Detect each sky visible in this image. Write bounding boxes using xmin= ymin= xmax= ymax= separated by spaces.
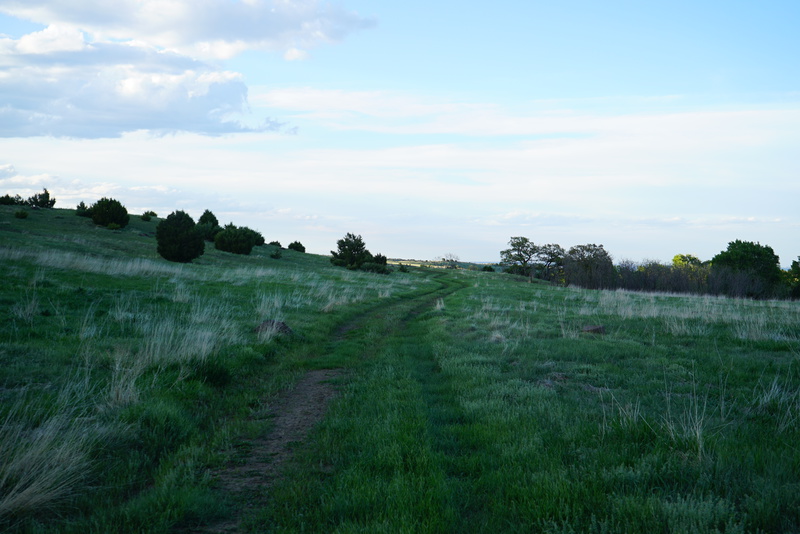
xmin=1 ymin=0 xmax=798 ymax=265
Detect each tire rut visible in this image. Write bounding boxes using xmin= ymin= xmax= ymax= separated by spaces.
xmin=196 ymin=272 xmax=467 ymax=532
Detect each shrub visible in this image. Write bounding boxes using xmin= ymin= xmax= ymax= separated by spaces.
xmin=107 ymin=223 xmax=121 ymax=230
xmin=242 ymin=227 xmax=265 ymax=247
xmin=270 ymin=248 xmax=283 ymax=259
xmin=75 ymin=201 xmax=91 ymax=217
xmin=0 ymin=194 xmax=23 ymax=205
xmin=288 ymin=241 xmax=305 ymax=253
xmin=140 ymin=210 xmax=157 ymax=222
xmin=398 ymin=264 xmax=409 ymax=273
xmin=156 ymin=211 xmax=205 ymax=263
xmin=90 ymin=197 xmax=130 ymax=229
xmin=196 ymin=222 xmax=221 ymax=242
xmin=331 ymin=233 xmax=373 ymax=270
xmin=214 ymin=224 xmax=260 ymax=255
xmin=269 ymin=240 xmax=282 ymax=248
xmin=14 ymin=210 xmax=28 ymax=219
xmin=710 ymin=240 xmax=783 ymax=299
xmin=361 ymin=262 xmax=390 ymax=274
xmin=26 ymin=188 xmax=56 ymax=208
xmin=198 ymin=209 xmax=218 ymax=227
xmin=482 ymin=265 xmax=495 ymax=272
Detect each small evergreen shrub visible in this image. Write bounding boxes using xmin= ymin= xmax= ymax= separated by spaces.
xmin=140 ymin=210 xmax=157 ymax=222
xmin=196 ymin=222 xmax=221 ymax=242
xmin=242 ymin=227 xmax=265 ymax=247
xmin=75 ymin=201 xmax=91 ymax=217
xmin=107 ymin=223 xmax=121 ymax=230
xmin=269 ymin=241 xmax=282 ymax=248
xmin=288 ymin=241 xmax=305 ymax=253
xmin=198 ymin=209 xmax=218 ymax=227
xmin=215 ymin=225 xmax=257 ymax=255
xmin=156 ymin=211 xmax=204 ymax=263
xmin=14 ymin=210 xmax=28 ymax=219
xmin=270 ymin=248 xmax=283 ymax=259
xmin=360 ymin=262 xmax=390 ymax=274
xmin=482 ymin=265 xmax=495 ymax=272
xmin=26 ymin=188 xmax=56 ymax=208
xmin=90 ymin=197 xmax=130 ymax=228
xmin=0 ymin=194 xmax=23 ymax=205
xmin=398 ymin=264 xmax=409 ymax=273
xmin=196 ymin=211 xmax=221 ymax=241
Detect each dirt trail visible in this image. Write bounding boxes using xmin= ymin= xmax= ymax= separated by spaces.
xmin=197 ymin=369 xmax=342 ymax=533
xmin=197 ymin=273 xmax=465 ymax=532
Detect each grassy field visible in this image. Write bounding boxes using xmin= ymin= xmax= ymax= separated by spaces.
xmin=2 ymin=205 xmax=800 ymax=533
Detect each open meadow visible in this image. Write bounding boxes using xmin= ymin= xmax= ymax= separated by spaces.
xmin=2 ymin=205 xmax=800 ymax=533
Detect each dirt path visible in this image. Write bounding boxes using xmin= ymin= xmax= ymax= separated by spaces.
xmin=196 ymin=369 xmax=342 ymax=533
xmin=196 ymin=273 xmax=465 ymax=532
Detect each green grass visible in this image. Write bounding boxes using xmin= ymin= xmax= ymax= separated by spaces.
xmin=2 ymin=205 xmax=800 ymax=533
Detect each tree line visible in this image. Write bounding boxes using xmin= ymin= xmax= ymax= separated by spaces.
xmin=501 ymin=236 xmax=800 ymax=300
xmin=2 ymin=189 xmax=306 ymax=263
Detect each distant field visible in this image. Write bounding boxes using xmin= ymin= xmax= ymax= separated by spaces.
xmin=2 ymin=205 xmax=799 ymax=533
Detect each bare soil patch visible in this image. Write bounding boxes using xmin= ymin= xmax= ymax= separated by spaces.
xmin=197 ymin=368 xmax=342 ymax=533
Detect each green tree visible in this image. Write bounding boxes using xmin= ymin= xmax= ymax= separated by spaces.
xmin=90 ymin=198 xmax=130 ymax=228
xmin=537 ymin=243 xmax=566 ymax=283
xmin=156 ymin=211 xmax=204 ymax=263
xmin=563 ymin=244 xmax=616 ymax=289
xmin=710 ymin=240 xmax=782 ymax=298
xmin=288 ymin=241 xmax=306 ymax=253
xmin=26 ymin=188 xmax=56 ymax=208
xmin=0 ymin=194 xmax=23 ymax=205
xmin=196 ymin=209 xmax=221 ymax=241
xmin=787 ymin=257 xmax=800 ymax=299
xmin=214 ymin=224 xmax=262 ymax=255
xmin=331 ymin=233 xmax=373 ymax=270
xmin=198 ymin=209 xmax=218 ymax=227
xmin=500 ymin=237 xmax=539 ymax=279
xmin=75 ymin=201 xmax=91 ymax=217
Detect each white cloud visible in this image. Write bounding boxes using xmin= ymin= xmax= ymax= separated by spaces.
xmin=283 ymin=47 xmax=309 ymax=61
xmin=15 ymin=24 xmax=85 ymax=53
xmin=0 ymin=1 xmax=373 ymax=137
xmin=0 ymin=0 xmax=375 ymax=59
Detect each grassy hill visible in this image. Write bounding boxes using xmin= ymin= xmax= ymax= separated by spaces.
xmin=2 ymin=205 xmax=800 ymax=533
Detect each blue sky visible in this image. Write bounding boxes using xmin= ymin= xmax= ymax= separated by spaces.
xmin=1 ymin=1 xmax=798 ymax=265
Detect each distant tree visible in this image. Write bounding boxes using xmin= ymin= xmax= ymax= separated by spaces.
xmin=442 ymin=253 xmax=460 ymax=269
xmin=75 ymin=201 xmax=91 ymax=217
xmin=198 ymin=209 xmax=218 ymax=227
xmin=90 ymin=197 xmax=129 ymax=228
xmin=156 ymin=211 xmax=204 ymax=263
xmin=26 ymin=188 xmax=56 ymax=208
xmin=501 ymin=237 xmax=539 ymax=279
xmin=196 ymin=209 xmax=221 ymax=241
xmin=140 ymin=210 xmax=157 ymax=222
xmin=331 ymin=233 xmax=373 ymax=270
xmin=710 ymin=240 xmax=783 ymax=299
xmin=482 ymin=265 xmax=495 ymax=272
xmin=537 ymin=243 xmax=566 ymax=283
xmin=787 ymin=257 xmax=800 ymax=300
xmin=563 ymin=244 xmax=616 ymax=289
xmin=269 ymin=240 xmax=282 ymax=248
xmin=214 ymin=224 xmax=263 ymax=255
xmin=0 ymin=194 xmax=24 ymax=205
xmin=670 ymin=253 xmax=709 ymax=294
xmin=242 ymin=227 xmax=265 ymax=246
xmin=288 ymin=241 xmax=306 ymax=253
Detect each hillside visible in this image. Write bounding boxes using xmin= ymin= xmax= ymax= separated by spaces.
xmin=2 ymin=205 xmax=800 ymax=533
